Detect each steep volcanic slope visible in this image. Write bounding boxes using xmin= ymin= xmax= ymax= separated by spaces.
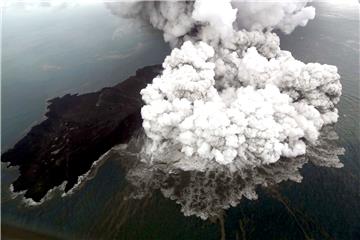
xmin=2 ymin=65 xmax=162 ymax=202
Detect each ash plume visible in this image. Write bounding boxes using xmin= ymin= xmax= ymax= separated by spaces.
xmin=125 ymin=126 xmax=343 ymax=220
xmin=107 ymin=1 xmax=342 ymax=171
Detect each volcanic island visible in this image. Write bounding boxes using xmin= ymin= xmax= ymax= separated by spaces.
xmin=2 ymin=65 xmax=162 ymax=202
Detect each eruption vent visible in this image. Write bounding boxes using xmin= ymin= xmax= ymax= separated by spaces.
xmin=107 ymin=1 xmax=342 ymax=171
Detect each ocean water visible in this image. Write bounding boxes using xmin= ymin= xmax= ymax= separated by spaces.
xmin=1 ymin=3 xmax=170 ymax=151
xmin=1 ymin=2 xmax=359 ymax=240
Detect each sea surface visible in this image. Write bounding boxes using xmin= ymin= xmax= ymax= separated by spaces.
xmin=1 ymin=3 xmax=170 ymax=150
xmin=1 ymin=2 xmax=359 ymax=240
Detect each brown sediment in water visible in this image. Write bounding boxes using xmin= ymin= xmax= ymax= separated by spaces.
xmin=266 ymin=186 xmax=335 ymax=240
xmin=218 ymin=214 xmax=226 ymax=240
xmin=1 ymin=223 xmax=61 ymax=240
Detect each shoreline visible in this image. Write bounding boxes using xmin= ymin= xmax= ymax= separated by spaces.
xmin=1 ymin=65 xmax=162 ymax=203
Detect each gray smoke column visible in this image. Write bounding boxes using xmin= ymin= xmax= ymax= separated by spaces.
xmin=107 ymin=1 xmax=342 ymax=172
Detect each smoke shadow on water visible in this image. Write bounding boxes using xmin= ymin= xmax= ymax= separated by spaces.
xmin=83 ymin=125 xmax=354 ymax=240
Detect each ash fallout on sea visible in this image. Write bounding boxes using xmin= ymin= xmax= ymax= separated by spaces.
xmin=107 ymin=0 xmax=342 ymax=172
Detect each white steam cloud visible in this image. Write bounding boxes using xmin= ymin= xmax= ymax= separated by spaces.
xmin=107 ymin=0 xmax=342 ymax=172
xmin=233 ymin=1 xmax=316 ymax=34
xmin=125 ymin=126 xmax=344 ymax=220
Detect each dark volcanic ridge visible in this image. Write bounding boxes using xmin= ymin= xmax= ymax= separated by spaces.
xmin=1 ymin=65 xmax=162 ymax=203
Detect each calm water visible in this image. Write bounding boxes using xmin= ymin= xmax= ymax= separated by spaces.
xmin=1 ymin=3 xmax=170 ymax=150
xmin=1 ymin=2 xmax=359 ymax=240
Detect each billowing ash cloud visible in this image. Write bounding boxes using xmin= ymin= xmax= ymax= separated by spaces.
xmin=106 ymin=0 xmax=315 ymax=46
xmin=232 ymin=1 xmax=316 ymax=34
xmin=107 ymin=1 xmax=342 ymax=172
xmin=126 ymin=126 xmax=343 ymax=220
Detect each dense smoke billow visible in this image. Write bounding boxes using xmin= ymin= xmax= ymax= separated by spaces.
xmin=124 ymin=126 xmax=343 ymax=220
xmin=107 ymin=0 xmax=342 ymax=172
